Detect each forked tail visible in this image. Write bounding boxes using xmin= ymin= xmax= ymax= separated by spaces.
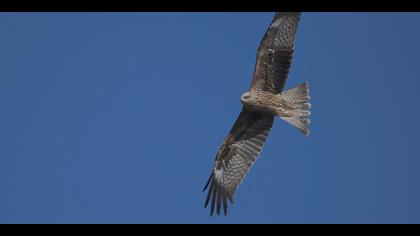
xmin=278 ymin=81 xmax=311 ymax=136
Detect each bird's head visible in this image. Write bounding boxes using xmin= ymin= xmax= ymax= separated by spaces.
xmin=240 ymin=91 xmax=253 ymax=103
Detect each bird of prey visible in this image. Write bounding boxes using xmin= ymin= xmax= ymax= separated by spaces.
xmin=203 ymin=12 xmax=310 ymax=216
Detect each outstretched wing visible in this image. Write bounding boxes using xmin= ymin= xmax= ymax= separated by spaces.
xmin=203 ymin=109 xmax=274 ymax=216
xmin=250 ymin=12 xmax=301 ymax=94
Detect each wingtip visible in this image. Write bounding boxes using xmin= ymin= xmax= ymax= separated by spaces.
xmin=204 ymin=180 xmax=233 ymax=217
xmin=204 ymin=180 xmax=213 ymax=208
xmin=202 ymin=173 xmax=213 ymax=192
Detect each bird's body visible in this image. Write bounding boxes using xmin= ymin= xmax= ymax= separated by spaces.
xmin=241 ymin=90 xmax=283 ymax=116
xmin=203 ymin=12 xmax=310 ymax=216
xmin=241 ymin=85 xmax=310 ymax=119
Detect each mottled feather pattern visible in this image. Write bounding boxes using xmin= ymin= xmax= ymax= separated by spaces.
xmin=269 ymin=12 xmax=300 ymax=49
xmin=221 ymin=118 xmax=272 ymax=190
xmin=251 ymin=12 xmax=300 ymax=93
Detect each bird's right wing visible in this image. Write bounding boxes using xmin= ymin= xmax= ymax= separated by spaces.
xmin=203 ymin=109 xmax=274 ymax=216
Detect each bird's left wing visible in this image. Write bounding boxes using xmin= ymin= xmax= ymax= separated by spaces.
xmin=250 ymin=12 xmax=301 ymax=94
xmin=203 ymin=109 xmax=274 ymax=216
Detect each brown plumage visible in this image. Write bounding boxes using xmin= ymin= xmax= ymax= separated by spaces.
xmin=203 ymin=12 xmax=311 ymax=216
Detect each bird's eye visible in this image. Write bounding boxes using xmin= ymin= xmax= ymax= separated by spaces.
xmin=243 ymin=95 xmax=250 ymax=100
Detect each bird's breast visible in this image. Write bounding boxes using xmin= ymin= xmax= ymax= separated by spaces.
xmin=242 ymin=93 xmax=279 ymax=115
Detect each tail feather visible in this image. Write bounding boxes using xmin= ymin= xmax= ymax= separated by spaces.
xmin=279 ymin=81 xmax=311 ymax=136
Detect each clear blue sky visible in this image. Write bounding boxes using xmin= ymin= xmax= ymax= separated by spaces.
xmin=1 ymin=13 xmax=420 ymax=224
